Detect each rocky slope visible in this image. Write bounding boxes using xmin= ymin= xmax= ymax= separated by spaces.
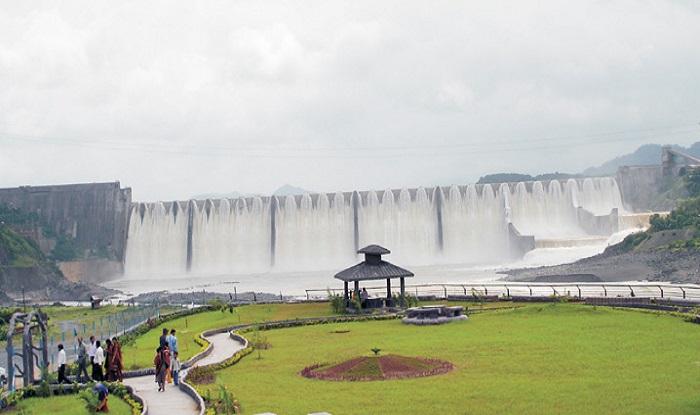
xmin=0 ymin=266 xmax=118 ymax=306
xmin=0 ymin=225 xmax=117 ymax=306
xmin=504 ymin=244 xmax=700 ymax=284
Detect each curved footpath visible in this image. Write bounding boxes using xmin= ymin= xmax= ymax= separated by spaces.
xmin=124 ymin=332 xmax=247 ymax=415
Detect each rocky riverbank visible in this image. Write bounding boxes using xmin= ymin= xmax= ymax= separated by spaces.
xmin=0 ymin=262 xmax=120 ymax=306
xmin=0 ymin=279 xmax=120 ymax=307
xmin=503 ymin=248 xmax=700 ymax=284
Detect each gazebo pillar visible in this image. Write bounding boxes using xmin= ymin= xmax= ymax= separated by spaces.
xmin=354 ymin=281 xmax=360 ymax=300
xmin=400 ymin=277 xmax=406 ymax=308
xmin=386 ymin=278 xmax=391 ymax=299
xmin=344 ymin=281 xmax=349 ymax=301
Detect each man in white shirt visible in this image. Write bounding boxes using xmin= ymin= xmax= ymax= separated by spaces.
xmin=94 ymin=340 xmax=105 ymax=381
xmin=88 ymin=336 xmax=97 ymax=380
xmin=57 ymin=344 xmax=67 ymax=383
xmin=88 ymin=336 xmax=97 ymax=363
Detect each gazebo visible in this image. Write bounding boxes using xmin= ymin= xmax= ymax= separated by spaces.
xmin=334 ymin=244 xmax=414 ymax=308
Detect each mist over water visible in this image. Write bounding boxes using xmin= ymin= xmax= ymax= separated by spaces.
xmin=116 ymin=178 xmax=642 ymax=297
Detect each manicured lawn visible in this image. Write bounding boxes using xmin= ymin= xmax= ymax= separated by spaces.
xmin=199 ymin=304 xmax=700 ymax=415
xmin=5 ymin=393 xmax=133 ymax=415
xmin=123 ymin=302 xmax=335 ymax=369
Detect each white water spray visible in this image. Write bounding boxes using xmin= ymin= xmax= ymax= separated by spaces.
xmin=123 ymin=178 xmax=638 ymax=278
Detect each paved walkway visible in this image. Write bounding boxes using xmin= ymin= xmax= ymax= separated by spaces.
xmin=124 ymin=332 xmax=247 ymax=415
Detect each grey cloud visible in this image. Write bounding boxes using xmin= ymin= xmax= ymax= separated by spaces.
xmin=0 ymin=1 xmax=699 ymax=201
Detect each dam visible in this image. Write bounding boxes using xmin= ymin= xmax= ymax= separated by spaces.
xmin=1 ymin=162 xmax=674 ymax=288
xmin=123 ymin=176 xmax=636 ymax=277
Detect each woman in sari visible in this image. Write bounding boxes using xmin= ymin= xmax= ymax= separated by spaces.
xmin=109 ymin=337 xmax=123 ymax=382
xmin=154 ymin=346 xmax=170 ymax=392
xmin=103 ymin=339 xmax=112 ymax=381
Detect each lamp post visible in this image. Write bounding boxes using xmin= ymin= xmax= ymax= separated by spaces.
xmin=22 ymin=286 xmax=25 ymax=312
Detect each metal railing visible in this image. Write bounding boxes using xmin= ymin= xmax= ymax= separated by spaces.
xmin=306 ymin=282 xmax=700 ymax=302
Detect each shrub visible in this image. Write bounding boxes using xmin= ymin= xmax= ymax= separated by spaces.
xmin=328 ymin=292 xmax=345 ymax=314
xmin=213 ymin=384 xmax=240 ymax=414
xmin=77 ymin=389 xmax=100 ymax=414
xmin=186 ymin=366 xmax=217 ymax=385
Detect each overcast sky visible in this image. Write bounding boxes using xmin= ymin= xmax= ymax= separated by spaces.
xmin=1 ymin=1 xmax=699 ymax=202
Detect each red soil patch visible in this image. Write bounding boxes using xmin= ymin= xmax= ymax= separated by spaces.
xmin=300 ymin=354 xmax=453 ymax=381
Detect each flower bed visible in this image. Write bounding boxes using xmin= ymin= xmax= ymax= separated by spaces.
xmin=300 ymin=354 xmax=453 ymax=381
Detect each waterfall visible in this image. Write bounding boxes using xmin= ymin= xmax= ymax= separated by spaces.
xmin=576 ymin=177 xmax=626 ymax=215
xmin=440 ymin=184 xmax=508 ymax=264
xmin=357 ymin=188 xmax=438 ymax=265
xmin=123 ymin=177 xmax=634 ymax=276
xmin=274 ymin=193 xmax=355 ymax=271
xmin=124 ymin=201 xmax=188 ymax=275
xmin=190 ymin=197 xmax=271 ymax=274
xmin=508 ymin=180 xmax=583 ymax=238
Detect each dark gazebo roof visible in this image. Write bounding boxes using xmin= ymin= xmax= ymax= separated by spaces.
xmin=334 ymin=244 xmax=414 ymax=282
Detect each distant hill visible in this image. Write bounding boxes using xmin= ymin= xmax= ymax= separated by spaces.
xmin=273 ymin=184 xmax=313 ymax=196
xmin=477 ymin=172 xmax=582 ymax=184
xmin=190 ymin=184 xmax=314 ymax=200
xmin=583 ymin=142 xmax=700 ymax=176
xmin=190 ymin=191 xmax=261 ymax=200
xmin=478 ymin=142 xmax=700 ymax=184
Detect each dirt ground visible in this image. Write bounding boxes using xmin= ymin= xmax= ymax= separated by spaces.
xmin=503 ymin=248 xmax=700 ymax=284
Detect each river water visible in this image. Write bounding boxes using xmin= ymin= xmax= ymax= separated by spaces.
xmin=104 ymin=242 xmax=610 ymax=299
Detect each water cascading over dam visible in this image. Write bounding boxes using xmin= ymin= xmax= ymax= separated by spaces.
xmin=124 ymin=177 xmax=628 ymax=276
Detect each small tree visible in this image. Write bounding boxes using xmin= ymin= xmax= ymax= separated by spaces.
xmin=215 ymin=385 xmax=240 ymax=414
xmin=328 ymin=292 xmax=345 ymax=314
xmin=471 ymin=288 xmax=484 ymax=311
xmin=251 ymin=322 xmax=270 ymax=359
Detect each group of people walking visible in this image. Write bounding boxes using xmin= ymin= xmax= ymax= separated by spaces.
xmin=54 ymin=324 xmax=180 ymax=395
xmin=56 ymin=335 xmax=123 ymax=384
xmin=154 ymin=328 xmax=180 ymax=392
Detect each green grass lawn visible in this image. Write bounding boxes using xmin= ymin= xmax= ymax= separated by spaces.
xmin=123 ymin=302 xmax=336 ymax=369
xmin=4 ymin=393 xmax=133 ymax=415
xmin=198 ymin=303 xmax=700 ymax=415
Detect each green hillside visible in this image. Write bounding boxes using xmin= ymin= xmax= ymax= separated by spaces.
xmin=616 ymin=168 xmax=700 ymax=251
xmin=0 ymin=225 xmax=43 ymax=267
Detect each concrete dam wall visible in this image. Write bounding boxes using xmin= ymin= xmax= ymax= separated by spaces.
xmin=0 ymin=182 xmax=132 ymax=262
xmin=125 ymin=177 xmax=634 ymax=276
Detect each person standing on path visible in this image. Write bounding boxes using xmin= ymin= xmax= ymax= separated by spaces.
xmin=88 ymin=336 xmax=98 ymax=380
xmin=94 ymin=340 xmax=105 ymax=381
xmin=154 ymin=346 xmax=170 ymax=392
xmin=103 ymin=339 xmax=112 ymax=381
xmin=166 ymin=329 xmax=178 ymax=358
xmin=170 ymin=351 xmax=181 ymax=386
xmin=88 ymin=336 xmax=96 ymax=363
xmin=57 ymin=344 xmax=67 ymax=384
xmin=76 ymin=336 xmax=89 ymax=383
xmin=159 ymin=328 xmax=168 ymax=349
xmin=109 ymin=337 xmax=123 ymax=382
